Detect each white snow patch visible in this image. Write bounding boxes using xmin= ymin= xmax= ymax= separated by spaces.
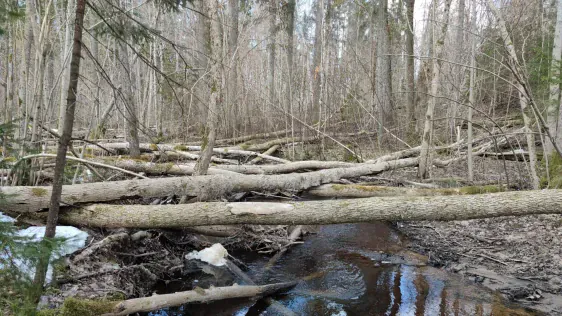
xmin=16 ymin=226 xmax=89 ymax=258
xmin=1 ymin=222 xmax=88 ymax=283
xmin=185 ymin=243 xmax=228 ymax=266
xmin=0 ymin=212 xmax=15 ymax=223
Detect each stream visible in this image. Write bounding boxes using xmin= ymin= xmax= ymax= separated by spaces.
xmin=148 ymin=223 xmax=535 ymax=315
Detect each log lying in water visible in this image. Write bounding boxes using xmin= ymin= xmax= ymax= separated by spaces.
xmin=1 ymin=158 xmax=419 ymax=213
xmin=103 ymin=282 xmax=297 ymax=316
xmin=51 ymin=190 xmax=562 ymax=228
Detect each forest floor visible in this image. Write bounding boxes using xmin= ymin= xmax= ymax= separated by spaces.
xmin=393 ymin=157 xmax=562 ymax=315
xmin=36 ymin=140 xmax=562 ymax=314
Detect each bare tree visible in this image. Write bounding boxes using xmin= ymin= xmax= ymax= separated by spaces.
xmin=375 ymin=0 xmax=393 ymax=135
xmin=227 ymin=0 xmax=239 ymax=137
xmin=194 ymin=0 xmax=222 ymax=176
xmin=405 ymin=0 xmax=416 ymax=139
xmin=418 ymin=0 xmax=453 ymax=179
xmin=33 ymin=0 xmax=86 ymax=289
xmin=117 ymin=38 xmax=141 ymax=158
xmin=546 ymin=0 xmax=562 ymax=156
xmin=311 ymin=0 xmax=325 ymax=126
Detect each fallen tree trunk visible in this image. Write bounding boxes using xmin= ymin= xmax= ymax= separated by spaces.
xmin=103 ymin=282 xmax=297 ymax=316
xmin=2 ymin=158 xmax=419 ymax=213
xmin=87 ymin=143 xmax=289 ymax=164
xmin=100 ymin=159 xmax=356 ymax=176
xmin=249 ymin=145 xmax=280 ymax=164
xmin=97 ymin=158 xmax=239 ymax=176
xmin=228 ymin=131 xmax=376 ymax=152
xmin=306 ymin=184 xmax=503 ymax=198
xmin=49 ymin=190 xmax=562 ymax=228
xmin=210 ymin=129 xmax=292 ymax=146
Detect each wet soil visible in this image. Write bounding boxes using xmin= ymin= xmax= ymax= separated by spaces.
xmin=390 ymin=157 xmax=562 ymax=315
xmin=149 ymin=223 xmax=535 ymax=315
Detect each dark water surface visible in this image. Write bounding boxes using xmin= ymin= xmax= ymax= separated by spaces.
xmin=149 ymin=223 xmax=533 ymax=316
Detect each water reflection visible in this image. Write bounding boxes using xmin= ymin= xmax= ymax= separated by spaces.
xmin=149 ymin=223 xmax=535 ymax=316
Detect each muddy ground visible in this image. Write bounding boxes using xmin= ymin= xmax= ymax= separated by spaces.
xmin=36 ymin=141 xmax=562 ymax=315
xmin=391 ymin=156 xmax=562 ymax=315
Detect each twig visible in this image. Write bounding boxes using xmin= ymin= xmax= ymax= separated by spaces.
xmin=477 ymin=253 xmax=508 ymax=266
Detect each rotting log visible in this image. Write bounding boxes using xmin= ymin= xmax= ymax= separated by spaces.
xmin=47 ymin=190 xmax=562 ymax=228
xmin=101 ymin=282 xmax=297 ymax=316
xmin=1 ymin=158 xmax=419 ymax=213
xmin=306 ymin=184 xmax=504 ymax=198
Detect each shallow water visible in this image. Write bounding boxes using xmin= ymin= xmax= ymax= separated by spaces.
xmin=149 ymin=223 xmax=534 ymax=315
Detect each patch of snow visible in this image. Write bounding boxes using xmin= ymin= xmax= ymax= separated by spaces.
xmin=16 ymin=226 xmax=89 ymax=258
xmin=1 ymin=224 xmax=88 ymax=283
xmin=0 ymin=212 xmax=15 ymax=223
xmin=185 ymin=243 xmax=228 ymax=266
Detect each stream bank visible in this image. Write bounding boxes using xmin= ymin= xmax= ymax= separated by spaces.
xmin=145 ymin=223 xmax=536 ymax=315
xmin=398 ymin=215 xmax=562 ymax=315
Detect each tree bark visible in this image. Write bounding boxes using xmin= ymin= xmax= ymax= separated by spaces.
xmin=51 ymin=190 xmax=562 ymax=228
xmin=226 ymin=0 xmax=239 ymax=137
xmin=103 ymin=282 xmax=297 ymax=316
xmin=267 ymin=0 xmax=277 ymax=109
xmin=58 ymin=0 xmax=74 ymax=132
xmin=405 ymin=0 xmax=416 ymax=138
xmin=284 ymin=0 xmax=295 ymax=130
xmin=447 ymin=0 xmax=465 ymax=138
xmin=546 ymin=0 xmax=562 ymax=156
xmin=306 ymin=184 xmax=503 ymax=198
xmin=33 ymin=0 xmax=85 ymax=289
xmin=2 ymin=158 xmax=419 ymax=213
xmin=518 ymin=87 xmax=540 ymax=189
xmin=117 ymin=39 xmax=141 ymax=158
xmin=467 ymin=27 xmax=476 ymax=182
xmin=194 ymin=0 xmax=221 ymax=176
xmin=311 ymin=0 xmax=324 ymax=126
xmin=418 ymin=0 xmax=453 ymax=179
xmin=375 ymin=0 xmax=393 ymax=128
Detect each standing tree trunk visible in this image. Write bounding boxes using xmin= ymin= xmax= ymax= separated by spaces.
xmin=117 ymin=39 xmax=141 ymax=158
xmin=418 ymin=0 xmax=453 ymax=179
xmin=405 ymin=0 xmax=416 ymax=139
xmin=546 ymin=0 xmax=562 ymax=156
xmin=467 ymin=21 xmax=476 ymax=182
xmin=518 ymin=87 xmax=540 ymax=188
xmin=194 ymin=0 xmax=221 ymax=177
xmin=58 ymin=0 xmax=73 ymax=132
xmin=486 ymin=0 xmax=541 ymax=188
xmin=284 ymin=0 xmax=296 ymax=144
xmin=311 ymin=0 xmax=324 ymax=126
xmin=227 ymin=0 xmax=239 ymax=137
xmin=375 ymin=0 xmax=393 ymax=136
xmin=267 ymin=0 xmax=276 ymax=111
xmin=33 ymin=0 xmax=85 ymax=291
xmin=447 ymin=0 xmax=465 ymax=140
